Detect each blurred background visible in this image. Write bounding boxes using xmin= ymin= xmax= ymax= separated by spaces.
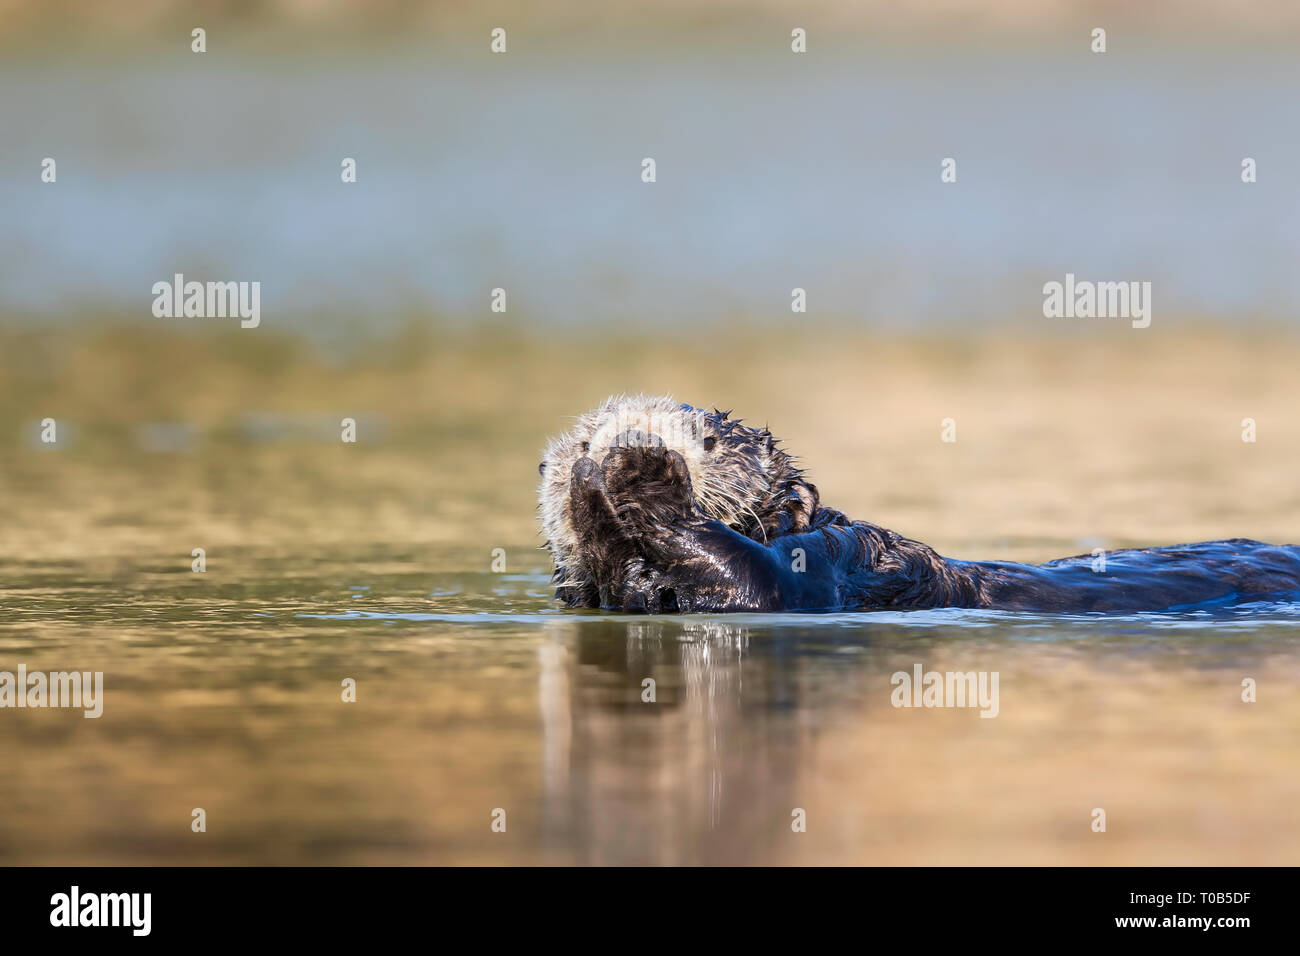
xmin=1 ymin=1 xmax=1299 ymax=865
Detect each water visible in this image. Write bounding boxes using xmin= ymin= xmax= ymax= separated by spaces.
xmin=3 ymin=26 xmax=1300 ymax=862
xmin=4 ymin=541 xmax=1299 ymax=865
xmin=3 ymin=41 xmax=1299 ymax=334
xmin=2 ymin=326 xmax=1300 ymax=863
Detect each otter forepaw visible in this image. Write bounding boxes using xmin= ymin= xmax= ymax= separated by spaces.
xmin=569 ymin=457 xmax=647 ymax=608
xmin=600 ymin=446 xmax=697 ymax=534
xmin=617 ymin=573 xmax=683 ymax=614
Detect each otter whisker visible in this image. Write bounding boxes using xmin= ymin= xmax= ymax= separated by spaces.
xmin=539 ymin=394 xmax=820 ymax=608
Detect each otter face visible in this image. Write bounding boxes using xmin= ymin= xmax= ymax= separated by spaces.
xmin=538 ymin=395 xmax=820 ymax=594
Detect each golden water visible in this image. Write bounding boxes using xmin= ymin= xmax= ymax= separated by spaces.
xmin=1 ymin=323 xmax=1297 ymax=864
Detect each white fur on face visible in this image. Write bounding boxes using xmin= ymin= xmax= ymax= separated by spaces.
xmin=538 ymin=394 xmax=738 ymax=579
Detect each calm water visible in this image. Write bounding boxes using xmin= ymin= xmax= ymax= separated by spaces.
xmin=4 ymin=28 xmax=1300 ymax=864
xmin=3 ymin=327 xmax=1300 ymax=864
xmin=4 ymin=542 xmax=1300 ymax=865
xmin=2 ymin=41 xmax=1299 ymax=334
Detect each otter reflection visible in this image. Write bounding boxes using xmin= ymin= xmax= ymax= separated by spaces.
xmin=536 ymin=618 xmax=866 ymax=865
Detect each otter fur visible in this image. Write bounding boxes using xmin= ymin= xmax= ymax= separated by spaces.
xmin=538 ymin=395 xmax=1300 ymax=613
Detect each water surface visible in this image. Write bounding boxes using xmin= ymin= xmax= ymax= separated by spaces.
xmin=4 ymin=544 xmax=1299 ymax=865
xmin=3 ymin=41 xmax=1299 ymax=334
xmin=2 ymin=329 xmax=1298 ymax=864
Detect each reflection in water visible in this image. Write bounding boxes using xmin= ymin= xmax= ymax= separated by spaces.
xmin=2 ymin=554 xmax=1300 ymax=865
xmin=5 ymin=7 xmax=1300 ymax=867
xmin=540 ymin=619 xmax=807 ymax=864
xmin=4 ymin=407 xmax=1300 ymax=867
xmin=526 ymin=605 xmax=1300 ymax=865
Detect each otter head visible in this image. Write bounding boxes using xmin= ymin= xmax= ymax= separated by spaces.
xmin=538 ymin=394 xmax=820 ymax=593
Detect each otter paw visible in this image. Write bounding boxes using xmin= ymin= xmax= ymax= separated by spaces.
xmin=569 ymin=456 xmax=625 ymax=544
xmin=618 ymin=577 xmax=682 ymax=614
xmin=601 ymin=446 xmax=696 ymax=533
xmin=570 ymin=456 xmax=649 ymax=607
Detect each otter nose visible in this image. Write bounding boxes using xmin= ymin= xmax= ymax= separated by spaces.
xmin=611 ymin=428 xmax=665 ymax=449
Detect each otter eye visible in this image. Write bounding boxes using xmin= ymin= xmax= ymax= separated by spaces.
xmin=581 ymin=441 xmax=590 ymax=453
xmin=538 ymin=462 xmax=546 ymax=475
xmin=702 ymin=437 xmax=716 ymax=452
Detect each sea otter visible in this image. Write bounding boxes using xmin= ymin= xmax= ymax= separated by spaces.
xmin=538 ymin=395 xmax=1300 ymax=613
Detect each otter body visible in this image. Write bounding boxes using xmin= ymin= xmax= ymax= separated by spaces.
xmin=538 ymin=396 xmax=1300 ymax=614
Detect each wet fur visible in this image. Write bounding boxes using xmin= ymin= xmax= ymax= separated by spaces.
xmin=540 ymin=396 xmax=1300 ymax=613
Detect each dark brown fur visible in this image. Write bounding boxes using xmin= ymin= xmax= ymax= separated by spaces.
xmin=551 ymin=411 xmax=1300 ymax=614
